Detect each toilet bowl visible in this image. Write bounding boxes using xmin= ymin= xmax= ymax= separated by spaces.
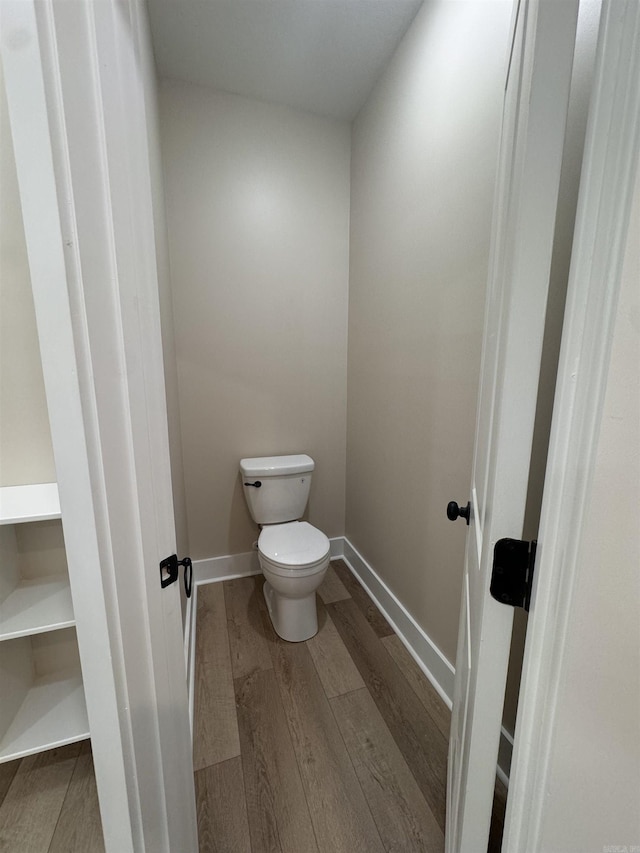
xmin=240 ymin=454 xmax=329 ymax=642
xmin=258 ymin=521 xmax=330 ymax=642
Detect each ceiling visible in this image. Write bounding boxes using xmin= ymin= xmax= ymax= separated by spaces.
xmin=146 ymin=0 xmax=424 ymax=121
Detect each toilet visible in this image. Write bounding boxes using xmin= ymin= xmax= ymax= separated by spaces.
xmin=240 ymin=454 xmax=330 ymax=642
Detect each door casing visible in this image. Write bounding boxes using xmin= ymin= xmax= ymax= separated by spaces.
xmin=0 ymin=1 xmax=198 ymax=850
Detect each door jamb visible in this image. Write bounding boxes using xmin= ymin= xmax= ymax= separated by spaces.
xmin=0 ymin=1 xmax=140 ymax=848
xmin=0 ymin=1 xmax=198 ymax=849
xmin=503 ymin=0 xmax=640 ymax=847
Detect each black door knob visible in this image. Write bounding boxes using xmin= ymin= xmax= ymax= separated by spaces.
xmin=447 ymin=501 xmax=471 ymax=525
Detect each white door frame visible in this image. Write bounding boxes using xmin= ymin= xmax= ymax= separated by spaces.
xmin=1 ymin=2 xmax=136 ymax=848
xmin=503 ymin=0 xmax=640 ymax=847
xmin=0 ymin=1 xmax=197 ymax=850
xmin=447 ymin=0 xmax=580 ymax=848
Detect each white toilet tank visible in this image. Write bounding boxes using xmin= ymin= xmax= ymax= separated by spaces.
xmin=240 ymin=454 xmax=314 ymax=524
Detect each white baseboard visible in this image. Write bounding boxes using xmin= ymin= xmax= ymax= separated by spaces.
xmin=186 ymin=587 xmax=197 ymax=739
xmin=340 ymin=538 xmax=455 ymax=707
xmin=338 ymin=537 xmax=512 ymax=784
xmin=185 ymin=535 xmax=512 ymax=783
xmin=193 ymin=549 xmax=262 ymax=584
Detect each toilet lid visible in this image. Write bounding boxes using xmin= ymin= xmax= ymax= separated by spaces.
xmin=259 ymin=521 xmax=330 ymax=568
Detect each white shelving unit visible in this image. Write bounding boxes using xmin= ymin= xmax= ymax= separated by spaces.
xmin=0 ymin=483 xmax=89 ymax=762
xmin=0 ymin=483 xmax=60 ymax=523
xmin=0 ymin=574 xmax=74 ymax=641
xmin=0 ymin=666 xmax=87 ymax=761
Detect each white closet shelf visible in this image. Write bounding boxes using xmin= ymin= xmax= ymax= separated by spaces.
xmin=0 ymin=483 xmax=61 ymax=524
xmin=0 ymin=575 xmax=74 ymax=641
xmin=0 ymin=668 xmax=89 ymax=763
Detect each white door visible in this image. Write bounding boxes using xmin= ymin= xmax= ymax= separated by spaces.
xmin=446 ymin=1 xmax=580 ymax=850
xmin=0 ymin=1 xmax=198 ymax=850
xmin=502 ymin=0 xmax=640 ymax=846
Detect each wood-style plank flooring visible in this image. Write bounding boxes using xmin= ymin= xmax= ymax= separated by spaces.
xmin=0 ymin=741 xmax=104 ymax=853
xmin=0 ymin=559 xmax=507 ymax=852
xmin=194 ymin=559 xmax=477 ymax=853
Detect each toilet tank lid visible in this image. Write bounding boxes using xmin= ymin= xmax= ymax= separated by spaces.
xmin=240 ymin=454 xmax=314 ymax=477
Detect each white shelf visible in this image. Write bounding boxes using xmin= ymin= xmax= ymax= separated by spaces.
xmin=0 ymin=485 xmax=86 ymax=764
xmin=0 ymin=575 xmax=74 ymax=641
xmin=0 ymin=667 xmax=89 ymax=762
xmin=0 ymin=483 xmax=61 ymax=525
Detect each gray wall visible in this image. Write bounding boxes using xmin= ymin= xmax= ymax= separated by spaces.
xmin=0 ymin=64 xmax=55 ymax=487
xmin=159 ymin=81 xmax=351 ymax=560
xmin=139 ymin=15 xmax=190 ymax=564
xmin=346 ymin=0 xmax=512 ymax=664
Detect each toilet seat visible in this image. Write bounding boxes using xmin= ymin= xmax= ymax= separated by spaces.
xmin=258 ymin=521 xmax=330 ymax=575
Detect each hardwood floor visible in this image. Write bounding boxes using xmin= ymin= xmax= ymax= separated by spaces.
xmin=0 ymin=560 xmax=507 ymax=852
xmin=195 ymin=561 xmax=451 ymax=853
xmin=194 ymin=582 xmax=241 ymax=770
xmin=328 ymin=597 xmax=449 ymax=832
xmin=0 ymin=741 xmax=104 ymax=853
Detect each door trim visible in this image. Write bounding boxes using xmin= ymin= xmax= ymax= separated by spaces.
xmin=1 ymin=0 xmax=198 ymax=849
xmin=503 ymin=0 xmax=640 ymax=847
xmin=0 ymin=2 xmax=138 ymax=849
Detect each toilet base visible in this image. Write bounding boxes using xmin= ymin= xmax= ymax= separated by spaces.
xmin=263 ymin=580 xmax=319 ymax=642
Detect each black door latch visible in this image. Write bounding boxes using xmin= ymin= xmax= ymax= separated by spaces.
xmin=159 ymin=554 xmax=193 ymax=598
xmin=490 ymin=538 xmax=536 ymax=611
